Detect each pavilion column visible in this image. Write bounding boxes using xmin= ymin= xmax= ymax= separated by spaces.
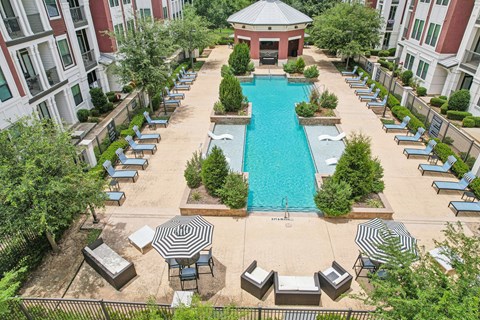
xmin=298 ymin=35 xmax=305 ymax=56
xmin=250 ymin=35 xmax=260 ymax=66
xmin=278 ymin=36 xmax=288 ymax=65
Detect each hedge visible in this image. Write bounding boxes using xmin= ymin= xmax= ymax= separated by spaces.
xmin=90 ymin=139 xmax=130 ymax=178
xmin=391 ymin=106 xmax=425 ymax=132
xmin=120 ymin=113 xmax=146 ymax=137
xmin=462 ymin=116 xmax=480 ymax=127
xmin=470 ymin=179 xmax=480 ymax=199
xmin=416 ymin=87 xmax=427 ymax=96
xmin=446 ymin=110 xmax=472 ymax=121
xmin=430 ymin=97 xmax=447 ymax=107
xmin=440 ymin=102 xmax=448 ymax=115
xmin=431 ymin=140 xmax=470 ymax=178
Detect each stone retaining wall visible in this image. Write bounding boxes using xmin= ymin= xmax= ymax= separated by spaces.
xmin=298 ymin=110 xmax=341 ymax=125
xmin=210 ymin=103 xmax=252 ymax=124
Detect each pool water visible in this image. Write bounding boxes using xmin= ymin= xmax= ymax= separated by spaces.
xmin=242 ymin=76 xmax=317 ymax=211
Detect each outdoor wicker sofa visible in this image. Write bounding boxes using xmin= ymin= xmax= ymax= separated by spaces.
xmin=273 ymin=272 xmax=321 ymax=306
xmin=82 ymin=238 xmax=137 ymax=290
xmin=318 ymin=261 xmax=353 ymax=300
xmin=240 ymin=260 xmax=274 ymax=299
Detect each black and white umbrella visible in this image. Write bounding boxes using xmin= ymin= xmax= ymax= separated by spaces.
xmin=152 ymin=215 xmax=213 ymax=259
xmin=355 ymin=218 xmax=417 ymax=263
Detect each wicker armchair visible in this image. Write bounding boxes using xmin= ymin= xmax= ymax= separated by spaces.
xmin=318 ymin=261 xmax=353 ymax=300
xmin=240 ymin=260 xmax=274 ymax=300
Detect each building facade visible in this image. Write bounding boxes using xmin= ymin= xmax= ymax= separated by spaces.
xmin=374 ymin=0 xmax=409 ymax=50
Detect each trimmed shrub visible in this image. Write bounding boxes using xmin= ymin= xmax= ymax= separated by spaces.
xmin=120 ymin=113 xmax=145 ymax=137
xmin=401 ymin=70 xmax=413 ymax=86
xmin=463 ymin=116 xmax=475 ymax=128
xmin=440 ymin=102 xmax=448 ymax=115
xmin=219 ymin=75 xmax=243 ymax=112
xmin=416 ymin=86 xmax=427 ymax=96
xmin=433 ymin=142 xmax=470 ymax=178
xmin=439 ymin=95 xmax=448 ymax=100
xmin=92 ymin=139 xmax=130 ymax=178
xmin=378 ymin=59 xmax=390 ymax=69
xmin=295 ymin=102 xmax=316 ymax=117
xmin=283 ymin=60 xmax=297 ymax=74
xmin=388 ymin=47 xmax=396 ymax=56
xmin=247 ymin=61 xmax=255 ymax=73
xmin=90 ymin=109 xmax=100 ymax=117
xmin=90 ymin=88 xmax=108 ymax=108
xmin=470 ymin=179 xmax=480 ymax=199
xmin=319 ymin=90 xmax=338 ymax=109
xmin=201 ymin=146 xmax=229 ymax=197
xmin=378 ymin=50 xmax=390 ymax=57
xmin=391 ymin=106 xmax=425 ymax=132
xmin=314 ymin=179 xmax=353 ymax=216
xmin=446 ymin=110 xmax=472 ymax=121
xmin=364 ymin=51 xmax=371 ymax=58
xmin=77 ymin=109 xmax=90 ymax=122
xmin=370 ymin=49 xmax=380 ymax=56
xmin=309 ymin=89 xmax=320 ymax=106
xmin=304 ymin=65 xmax=319 ymax=78
xmin=228 ymin=43 xmax=251 ymax=75
xmin=122 ymin=85 xmax=133 ymax=93
xmin=184 ymin=151 xmax=203 ymax=189
xmin=295 ymin=57 xmax=306 ymax=73
xmin=430 ymin=97 xmax=447 ymax=107
xmin=213 ymin=101 xmax=226 ymax=115
xmin=221 ymin=64 xmax=233 ymax=78
xmin=218 ymin=173 xmax=248 ymax=209
xmin=448 ymin=89 xmax=471 ymax=111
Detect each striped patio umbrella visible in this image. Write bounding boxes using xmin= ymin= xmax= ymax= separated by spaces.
xmin=152 ymin=215 xmax=213 ymax=259
xmin=355 ymin=218 xmax=417 ymax=263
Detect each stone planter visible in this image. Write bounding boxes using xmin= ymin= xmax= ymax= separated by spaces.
xmin=236 ymin=74 xmax=254 ymax=83
xmin=298 ymin=109 xmax=341 ymax=125
xmin=210 ymin=102 xmax=252 ymax=124
xmin=286 ymin=74 xmax=317 ymax=83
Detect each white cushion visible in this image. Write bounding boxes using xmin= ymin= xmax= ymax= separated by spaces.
xmin=278 ymin=276 xmax=298 ymax=288
xmin=277 ymin=285 xmax=298 ymax=291
xmin=295 ymin=276 xmax=316 ymax=289
xmin=245 ymin=266 xmax=269 ymax=284
xmin=277 ymin=276 xmax=318 ymax=292
xmin=332 ymin=272 xmax=350 ymax=285
xmin=300 ymin=286 xmax=319 ymax=292
xmin=92 ymin=243 xmax=130 ymax=275
xmin=323 ymin=267 xmax=340 ymax=279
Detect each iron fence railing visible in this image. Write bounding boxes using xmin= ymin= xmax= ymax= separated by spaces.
xmin=3 ymin=16 xmax=23 ymax=39
xmin=81 ymin=49 xmax=97 ymax=71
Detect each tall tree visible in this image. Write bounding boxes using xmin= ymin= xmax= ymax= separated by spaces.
xmin=169 ymin=5 xmax=213 ymax=72
xmin=113 ymin=19 xmax=172 ymax=111
xmin=283 ymin=0 xmax=341 ymax=18
xmin=311 ymin=2 xmax=382 ymax=67
xmin=194 ymin=0 xmax=251 ymax=29
xmin=0 ymin=118 xmax=106 ymax=251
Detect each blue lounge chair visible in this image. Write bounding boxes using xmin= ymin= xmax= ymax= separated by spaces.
xmin=341 ymin=66 xmax=358 ymax=76
xmin=355 ymin=83 xmax=375 ymax=95
xmin=418 ymin=155 xmax=457 ymax=176
xmin=350 ymin=76 xmax=369 ymax=88
xmin=383 ymin=116 xmax=410 ymax=132
xmin=165 ymin=87 xmax=185 ymax=99
xmin=173 ymin=80 xmax=190 ymax=91
xmin=163 ymin=99 xmax=181 ymax=107
xmin=394 ymin=127 xmax=425 ymax=144
xmin=125 ymin=135 xmax=157 ymax=156
xmin=448 ymin=200 xmax=480 ymax=216
xmin=367 ymin=96 xmax=387 ymax=108
xmin=180 ymin=69 xmax=196 ymax=80
xmin=432 ymin=171 xmax=476 ymax=194
xmin=106 ymin=191 xmax=126 ymax=206
xmin=182 ymin=66 xmax=197 ymax=77
xmin=403 ymin=140 xmax=437 ymax=158
xmin=115 ymin=148 xmax=148 ymax=169
xmin=133 ymin=125 xmax=160 ymax=143
xmin=345 ymin=72 xmax=364 ymax=83
xmin=143 ymin=111 xmax=168 ymax=129
xmin=103 ymin=160 xmax=138 ymax=182
xmin=177 ymin=74 xmax=194 ymax=84
xmin=359 ymin=89 xmax=380 ymax=102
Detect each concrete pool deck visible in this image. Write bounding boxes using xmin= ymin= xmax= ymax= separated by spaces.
xmin=208 ymin=124 xmax=245 ymax=173
xmin=40 ymin=46 xmax=478 ymax=309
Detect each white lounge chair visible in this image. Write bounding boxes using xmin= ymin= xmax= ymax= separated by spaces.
xmin=325 ymin=158 xmax=338 ymax=165
xmin=318 ymin=132 xmax=346 ymax=141
xmin=208 ymin=131 xmax=233 ymax=140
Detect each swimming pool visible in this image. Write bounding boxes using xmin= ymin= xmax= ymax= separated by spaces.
xmin=242 ymin=76 xmax=317 ymax=211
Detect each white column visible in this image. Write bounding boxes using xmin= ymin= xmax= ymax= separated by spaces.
xmin=30 ymin=45 xmax=49 ymax=89
xmin=468 ymin=79 xmax=480 ymax=115
xmin=63 ymin=89 xmax=78 ymax=123
xmin=47 ymin=39 xmax=65 ymax=81
xmin=11 ymin=51 xmax=30 ymax=96
xmin=441 ymin=70 xmax=461 ymax=97
xmin=401 ymin=86 xmax=413 ymax=106
xmin=372 ymin=62 xmax=381 ymax=81
xmin=48 ymin=96 xmax=64 ymax=130
xmin=79 ymin=139 xmax=97 ymax=167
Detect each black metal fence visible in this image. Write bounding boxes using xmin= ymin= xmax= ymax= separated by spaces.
xmin=10 ymin=297 xmax=375 ymax=320
xmin=354 ymin=55 xmax=480 ymax=163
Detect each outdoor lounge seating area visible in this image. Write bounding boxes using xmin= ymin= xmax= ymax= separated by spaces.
xmin=274 ymin=272 xmax=322 ymax=306
xmin=241 ymin=260 xmax=274 ymax=300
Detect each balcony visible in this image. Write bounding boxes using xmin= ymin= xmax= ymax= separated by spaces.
xmin=70 ymin=6 xmax=87 ymax=27
xmin=46 ymin=67 xmax=60 ymax=86
xmin=3 ymin=17 xmax=23 ymax=39
xmin=26 ymin=13 xmax=44 ymax=34
xmin=26 ymin=74 xmax=43 ymax=96
xmin=386 ymin=20 xmax=395 ymax=31
xmin=82 ymin=49 xmax=97 ymax=70
xmin=460 ymin=50 xmax=480 ymax=74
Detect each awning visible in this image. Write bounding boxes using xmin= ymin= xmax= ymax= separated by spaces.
xmin=438 ymin=56 xmax=459 ymax=69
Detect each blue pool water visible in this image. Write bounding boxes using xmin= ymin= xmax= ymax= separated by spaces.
xmin=242 ymin=76 xmax=317 ymax=211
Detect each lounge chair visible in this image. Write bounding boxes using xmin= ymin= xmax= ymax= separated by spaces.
xmin=177 ymin=74 xmax=194 ymax=84
xmin=103 ymin=160 xmax=138 ymax=182
xmin=318 ymin=261 xmax=353 ymax=301
xmin=182 ymin=66 xmax=197 ymax=77
xmin=350 ymin=76 xmax=368 ymax=88
xmin=143 ymin=111 xmax=168 ymax=129
xmin=403 ymin=140 xmax=437 ymax=158
xmin=345 ymin=72 xmax=364 ymax=83
xmin=133 ymin=125 xmax=160 ymax=143
xmin=241 ymin=260 xmax=274 ymax=300
xmin=359 ymin=89 xmax=380 ymax=102
xmin=394 ymin=127 xmax=425 ymax=144
xmin=418 ymin=155 xmax=457 ymax=176
xmin=165 ymin=86 xmax=185 ymax=99
xmin=106 ymin=191 xmax=126 ymax=206
xmin=341 ymin=66 xmax=358 ymax=76
xmin=355 ymin=83 xmax=375 ymax=95
xmin=341 ymin=65 xmax=358 ymax=76
xmin=163 ymin=99 xmax=181 ymax=107
xmin=173 ymin=80 xmax=190 ymax=91
xmin=208 ymin=131 xmax=233 ymax=140
xmin=431 ymin=171 xmax=476 ymax=194
xmin=448 ymin=200 xmax=480 ymax=216
xmin=115 ymin=148 xmax=149 ymax=169
xmin=125 ymin=135 xmax=157 ymax=156
xmin=180 ymin=69 xmax=196 ymax=80
xmin=367 ymin=96 xmax=387 ymax=108
xmin=383 ymin=116 xmax=410 ymax=132
xmin=318 ymin=132 xmax=346 ymax=141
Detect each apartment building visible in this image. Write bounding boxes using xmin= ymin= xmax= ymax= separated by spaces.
xmin=396 ymin=0 xmax=474 ymax=95
xmin=374 ymin=0 xmax=409 ymax=49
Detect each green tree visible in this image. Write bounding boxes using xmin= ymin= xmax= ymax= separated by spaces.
xmin=219 ymin=75 xmax=243 ymax=112
xmin=113 ymin=19 xmax=172 ymax=112
xmin=218 ymin=173 xmax=248 ymax=209
xmin=0 ymin=118 xmax=106 ymax=251
xmin=311 ymin=2 xmax=382 ymax=67
xmin=0 ymin=267 xmax=26 ymax=318
xmin=284 ymin=0 xmax=341 ymax=18
xmin=360 ymin=222 xmax=480 ymax=319
xmin=194 ymin=0 xmax=251 ymax=29
xmin=228 ymin=43 xmax=251 ymax=75
xmin=169 ymin=5 xmax=213 ymax=72
xmin=201 ymin=146 xmax=229 ymax=197
xmin=314 ymin=179 xmax=352 ymax=216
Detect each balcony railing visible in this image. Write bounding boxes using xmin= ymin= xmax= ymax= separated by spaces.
xmin=460 ymin=49 xmax=480 ymax=74
xmin=386 ymin=20 xmax=395 ymax=31
xmin=26 ymin=74 xmax=43 ymax=96
xmin=26 ymin=13 xmax=44 ymax=34
xmin=70 ymin=6 xmax=87 ymax=26
xmin=3 ymin=16 xmax=23 ymax=39
xmin=82 ymin=49 xmax=97 ymax=70
xmin=45 ymin=67 xmax=60 ymax=86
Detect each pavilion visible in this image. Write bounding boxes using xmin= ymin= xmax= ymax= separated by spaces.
xmin=227 ymin=0 xmax=312 ymax=66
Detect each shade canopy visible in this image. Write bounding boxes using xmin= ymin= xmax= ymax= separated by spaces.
xmin=152 ymin=215 xmax=213 ymax=259
xmin=227 ymin=0 xmax=312 ymax=26
xmin=355 ymin=218 xmax=417 ymax=263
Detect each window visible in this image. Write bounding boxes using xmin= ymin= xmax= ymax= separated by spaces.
xmin=37 ymin=101 xmax=51 ymax=120
xmin=388 ymin=6 xmax=397 ymax=20
xmin=71 ymin=84 xmax=83 ymax=105
xmin=411 ymin=19 xmax=425 ymax=41
xmin=416 ymin=60 xmax=429 ymax=80
xmin=461 ymin=75 xmax=473 ymax=90
xmin=420 ymin=0 xmax=431 ymax=3
xmin=425 ymin=23 xmax=441 ymax=47
xmin=436 ymin=0 xmax=449 ymax=5
xmin=139 ymin=8 xmax=152 ymax=20
xmin=383 ymin=32 xmax=391 ymax=48
xmin=0 ymin=68 xmax=12 ymax=102
xmin=404 ymin=53 xmax=415 ymax=70
xmin=44 ymin=0 xmax=60 ymax=18
xmin=127 ymin=19 xmax=135 ymax=32
xmin=163 ymin=6 xmax=168 ymax=19
xmin=56 ymin=39 xmax=73 ymax=67
xmin=109 ymin=0 xmax=119 ymax=7
xmin=114 ymin=23 xmax=124 ymax=43
xmin=123 ymin=0 xmax=131 ymax=3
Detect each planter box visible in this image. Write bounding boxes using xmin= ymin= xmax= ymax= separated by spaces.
xmin=286 ymin=74 xmax=318 ymax=83
xmin=236 ymin=74 xmax=254 ymax=83
xmin=298 ymin=109 xmax=341 ymax=125
xmin=210 ymin=102 xmax=252 ymax=124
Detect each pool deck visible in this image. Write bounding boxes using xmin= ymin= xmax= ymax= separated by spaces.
xmin=304 ymin=125 xmax=345 ymax=175
xmin=25 ymin=46 xmax=479 ymax=310
xmin=208 ymin=124 xmax=246 ymax=173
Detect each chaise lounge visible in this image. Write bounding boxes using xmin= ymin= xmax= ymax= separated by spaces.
xmin=341 ymin=66 xmax=358 ymax=76
xmin=318 ymin=261 xmax=353 ymax=301
xmin=432 ymin=171 xmax=476 ymax=194
xmin=241 ymin=260 xmax=274 ymax=300
xmin=115 ymin=148 xmax=148 ymax=169
xmin=448 ymin=200 xmax=480 ymax=216
xmin=350 ymin=76 xmax=368 ymax=88
xmin=143 ymin=111 xmax=168 ymax=129
xmin=383 ymin=116 xmax=410 ymax=132
xmin=418 ymin=155 xmax=457 ymax=176
xmin=105 ymin=191 xmax=126 ymax=206
xmin=273 ymin=272 xmax=321 ymax=306
xmin=133 ymin=125 xmax=160 ymax=143
xmin=125 ymin=135 xmax=157 ymax=156
xmin=403 ymin=140 xmax=437 ymax=158
xmin=355 ymin=83 xmax=375 ymax=95
xmin=103 ymin=160 xmax=138 ymax=182
xmin=359 ymin=89 xmax=380 ymax=102
xmin=394 ymin=127 xmax=425 ymax=144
